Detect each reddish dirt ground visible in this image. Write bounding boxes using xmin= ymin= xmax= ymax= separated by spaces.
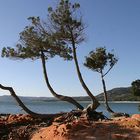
xmin=0 ymin=114 xmax=140 ymax=140
xmin=31 ymin=114 xmax=140 ymax=140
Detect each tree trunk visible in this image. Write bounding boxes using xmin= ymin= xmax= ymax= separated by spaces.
xmin=101 ymin=71 xmax=114 ymax=113
xmin=40 ymin=51 xmax=84 ymax=110
xmin=70 ymin=35 xmax=100 ymax=110
xmin=0 ymin=84 xmax=64 ymax=119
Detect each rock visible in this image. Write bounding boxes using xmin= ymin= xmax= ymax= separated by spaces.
xmin=111 ymin=112 xmax=129 ymax=118
xmin=131 ymin=114 xmax=140 ymax=121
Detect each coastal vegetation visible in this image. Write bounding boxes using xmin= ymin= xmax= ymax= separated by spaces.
xmin=131 ymin=79 xmax=140 ymax=110
xmin=0 ymin=0 xmax=139 ymax=124
xmin=1 ymin=0 xmax=85 ymax=110
xmin=0 ymin=0 xmax=102 ymax=120
xmin=0 ymin=0 xmax=140 ymax=139
xmin=131 ymin=79 xmax=140 ymax=96
xmin=84 ymin=47 xmax=118 ymax=113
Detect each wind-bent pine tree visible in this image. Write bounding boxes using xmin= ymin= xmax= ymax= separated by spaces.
xmin=84 ymin=47 xmax=118 ymax=113
xmin=0 ymin=84 xmax=64 ymax=118
xmin=47 ymin=0 xmax=99 ymax=110
xmin=1 ymin=17 xmax=84 ymax=110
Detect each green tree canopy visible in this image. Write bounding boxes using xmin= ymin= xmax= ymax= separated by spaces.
xmin=84 ymin=47 xmax=118 ymax=113
xmin=84 ymin=47 xmax=118 ymax=75
xmin=47 ymin=0 xmax=84 ymax=44
xmin=2 ymin=17 xmax=72 ymax=61
xmin=131 ymin=79 xmax=140 ymax=96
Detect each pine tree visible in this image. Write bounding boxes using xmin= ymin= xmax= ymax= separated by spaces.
xmin=1 ymin=17 xmax=84 ymax=110
xmin=47 ymin=0 xmax=99 ymax=110
xmin=84 ymin=47 xmax=118 ymax=113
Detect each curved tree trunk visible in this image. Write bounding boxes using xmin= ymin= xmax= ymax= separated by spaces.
xmin=0 ymin=84 xmax=64 ymax=119
xmin=40 ymin=51 xmax=84 ymax=110
xmin=101 ymin=72 xmax=114 ymax=113
xmin=70 ymin=35 xmax=100 ymax=110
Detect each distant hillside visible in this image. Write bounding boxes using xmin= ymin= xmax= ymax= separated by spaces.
xmin=0 ymin=87 xmax=140 ymax=102
xmin=74 ymin=87 xmax=140 ymax=101
xmin=0 ymin=95 xmax=58 ymax=103
xmin=96 ymin=87 xmax=140 ymax=101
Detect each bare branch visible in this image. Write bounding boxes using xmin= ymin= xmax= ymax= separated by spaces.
xmin=0 ymin=84 xmax=64 ymax=119
xmin=103 ymin=65 xmax=114 ymax=77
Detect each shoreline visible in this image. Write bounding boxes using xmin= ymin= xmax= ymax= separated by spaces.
xmin=78 ymin=100 xmax=140 ymax=103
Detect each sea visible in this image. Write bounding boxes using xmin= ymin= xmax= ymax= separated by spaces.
xmin=0 ymin=100 xmax=139 ymax=118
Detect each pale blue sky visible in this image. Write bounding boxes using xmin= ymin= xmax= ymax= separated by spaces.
xmin=0 ymin=0 xmax=140 ymax=97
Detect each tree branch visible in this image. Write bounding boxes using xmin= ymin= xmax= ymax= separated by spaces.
xmin=0 ymin=84 xmax=64 ymax=119
xmin=103 ymin=65 xmax=114 ymax=77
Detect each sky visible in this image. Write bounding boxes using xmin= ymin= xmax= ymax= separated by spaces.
xmin=0 ymin=0 xmax=140 ymax=97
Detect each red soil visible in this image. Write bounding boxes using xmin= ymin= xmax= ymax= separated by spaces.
xmin=31 ymin=114 xmax=140 ymax=140
xmin=0 ymin=114 xmax=140 ymax=140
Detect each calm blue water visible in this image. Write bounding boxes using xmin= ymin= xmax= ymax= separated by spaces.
xmin=0 ymin=100 xmax=139 ymax=117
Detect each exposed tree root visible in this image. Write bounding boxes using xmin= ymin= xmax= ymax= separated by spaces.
xmin=0 ymin=84 xmax=65 ymax=119
xmin=0 ymin=84 xmax=108 ymax=124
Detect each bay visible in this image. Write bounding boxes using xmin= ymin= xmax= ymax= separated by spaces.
xmin=0 ymin=100 xmax=139 ymax=117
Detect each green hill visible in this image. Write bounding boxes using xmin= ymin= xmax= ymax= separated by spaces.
xmin=0 ymin=87 xmax=140 ymax=102
xmin=96 ymin=87 xmax=140 ymax=101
